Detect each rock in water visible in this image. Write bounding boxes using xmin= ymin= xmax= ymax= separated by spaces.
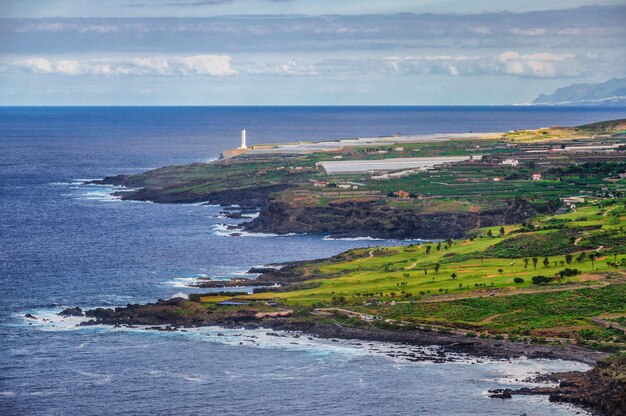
xmin=58 ymin=307 xmax=84 ymax=317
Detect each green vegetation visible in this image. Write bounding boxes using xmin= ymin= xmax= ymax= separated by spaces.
xmin=237 ymin=202 xmax=626 ymax=347
xmin=485 ymin=231 xmax=577 ymax=257
xmin=113 ymin=119 xmax=626 ymax=349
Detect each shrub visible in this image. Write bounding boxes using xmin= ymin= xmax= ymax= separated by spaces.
xmin=532 ymin=275 xmax=553 ymax=285
xmin=513 ymin=277 xmax=524 ymax=284
xmin=558 ymin=268 xmax=581 ymax=278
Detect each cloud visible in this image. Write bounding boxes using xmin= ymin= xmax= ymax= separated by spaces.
xmin=11 ymin=55 xmax=237 ymax=76
xmin=2 ymin=6 xmax=625 ymax=54
xmin=247 ymin=60 xmax=318 ymax=76
xmin=495 ymin=51 xmax=578 ymax=77
xmin=384 ymin=51 xmax=588 ymax=78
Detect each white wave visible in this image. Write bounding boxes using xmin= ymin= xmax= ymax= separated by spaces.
xmin=161 ymin=277 xmax=204 ymax=288
xmin=16 ymin=307 xmax=592 ymax=387
xmin=483 ymin=356 xmax=590 ymax=387
xmin=0 ymin=391 xmax=16 ymax=398
xmin=323 ymin=236 xmax=385 ymax=241
xmin=211 ymin=223 xmax=302 ymax=238
xmin=74 ymin=190 xmax=123 ymax=203
xmin=161 ymin=275 xmax=234 ymax=289
xmin=49 ymin=181 xmax=76 ymax=186
xmin=73 ymin=178 xmax=102 ymax=183
xmin=170 ymin=292 xmax=189 ymax=300
xmin=77 ymin=370 xmax=113 ymax=385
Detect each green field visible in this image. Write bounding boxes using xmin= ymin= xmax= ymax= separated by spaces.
xmin=240 ymin=202 xmax=626 ymax=346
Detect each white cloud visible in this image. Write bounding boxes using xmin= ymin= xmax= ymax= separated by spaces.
xmin=385 ymin=51 xmax=586 ymax=78
xmin=247 ymin=60 xmax=318 ymax=76
xmin=11 ymin=55 xmax=237 ymax=77
xmin=509 ymin=28 xmax=547 ymax=36
xmin=496 ymin=51 xmax=577 ymax=77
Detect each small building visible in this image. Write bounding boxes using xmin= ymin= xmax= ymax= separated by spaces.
xmin=217 ymin=300 xmax=251 ymax=306
xmin=393 ymin=190 xmax=411 ymax=198
xmin=532 ymin=173 xmax=542 ymax=180
xmin=562 ymin=196 xmax=585 ymax=204
xmin=333 ymin=155 xmax=343 ymax=159
xmin=493 ymin=177 xmax=504 ymax=182
xmin=312 ymin=181 xmax=327 ymax=187
xmin=501 ymin=158 xmax=519 ymax=167
xmin=394 ymin=147 xmax=404 ymax=152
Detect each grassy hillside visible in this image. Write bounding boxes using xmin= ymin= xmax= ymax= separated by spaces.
xmin=233 ymin=200 xmax=626 ymax=347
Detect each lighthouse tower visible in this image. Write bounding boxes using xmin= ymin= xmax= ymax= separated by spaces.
xmin=239 ymin=129 xmax=247 ymax=149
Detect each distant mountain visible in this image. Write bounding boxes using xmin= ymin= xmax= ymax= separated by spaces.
xmin=533 ymin=77 xmax=626 ymax=106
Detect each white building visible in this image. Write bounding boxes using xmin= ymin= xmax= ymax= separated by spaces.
xmin=239 ymin=129 xmax=247 ymax=149
xmin=501 ymin=158 xmax=519 ymax=167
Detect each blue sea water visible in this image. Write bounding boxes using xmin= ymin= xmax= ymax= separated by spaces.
xmin=1 ymin=106 xmax=625 ymax=416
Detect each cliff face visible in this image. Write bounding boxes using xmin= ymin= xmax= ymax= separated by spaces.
xmin=244 ymin=198 xmax=537 ymax=239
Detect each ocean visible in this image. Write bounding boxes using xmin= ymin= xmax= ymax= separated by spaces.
xmin=2 ymin=106 xmax=625 ymax=415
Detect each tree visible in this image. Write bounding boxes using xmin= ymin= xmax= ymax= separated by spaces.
xmin=424 ymin=268 xmax=428 ymax=275
xmin=498 ymin=268 xmax=503 ymax=274
xmin=451 ymin=272 xmax=457 ymax=279
xmin=446 ymin=238 xmax=453 ymax=247
xmin=589 ymin=253 xmax=597 ymax=269
xmin=426 ymin=245 xmax=431 ymax=254
xmin=576 ymin=252 xmax=586 ymax=263
xmin=513 ymin=277 xmax=524 ymax=284
xmin=434 ymin=263 xmax=441 ymax=273
xmin=532 ymin=257 xmax=538 ymax=269
xmin=543 ymin=257 xmax=550 ymax=267
xmin=487 ymin=229 xmax=493 ymax=238
xmin=532 ymin=275 xmax=552 ymax=285
xmin=458 ymin=283 xmax=463 ymax=289
xmin=436 ymin=242 xmax=442 ymax=251
xmin=499 ymin=226 xmax=505 ymax=237
xmin=523 ymin=258 xmax=529 ymax=269
xmin=565 ymin=254 xmax=573 ymax=265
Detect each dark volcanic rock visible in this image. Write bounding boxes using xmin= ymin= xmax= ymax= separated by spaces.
xmin=488 ymin=390 xmax=513 ymax=399
xmin=94 ymin=173 xmax=289 ymax=208
xmin=59 ymin=307 xmax=83 ymax=317
xmin=247 ymin=267 xmax=279 ymax=274
xmin=505 ymin=355 xmax=626 ymax=416
xmin=244 ymin=196 xmax=541 ymax=239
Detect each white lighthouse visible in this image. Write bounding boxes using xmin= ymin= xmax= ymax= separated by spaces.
xmin=239 ymin=129 xmax=247 ymax=149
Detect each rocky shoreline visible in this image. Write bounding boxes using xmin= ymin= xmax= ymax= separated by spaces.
xmin=489 ymin=355 xmax=626 ymax=416
xmin=48 ymin=299 xmax=624 ymax=415
xmin=59 ymin=299 xmax=605 ymax=365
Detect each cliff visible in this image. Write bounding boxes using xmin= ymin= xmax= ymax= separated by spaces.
xmin=243 ymin=196 xmax=539 ymax=239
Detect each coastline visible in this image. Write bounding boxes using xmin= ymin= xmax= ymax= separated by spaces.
xmin=59 ymin=300 xmax=606 ymax=365
xmin=47 ymin=301 xmax=621 ymax=415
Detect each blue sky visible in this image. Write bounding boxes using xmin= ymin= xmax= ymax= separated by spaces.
xmin=0 ymin=0 xmax=625 ymax=105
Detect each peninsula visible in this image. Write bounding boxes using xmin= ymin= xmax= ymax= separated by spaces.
xmin=75 ymin=119 xmax=626 ymax=415
xmin=97 ymin=119 xmax=626 ymax=239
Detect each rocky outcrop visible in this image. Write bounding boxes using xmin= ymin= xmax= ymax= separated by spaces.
xmin=58 ymin=307 xmax=83 ymax=317
xmin=491 ymin=354 xmax=626 ymax=416
xmin=98 ymin=178 xmax=290 ymax=207
xmin=244 ymin=197 xmax=539 ymax=239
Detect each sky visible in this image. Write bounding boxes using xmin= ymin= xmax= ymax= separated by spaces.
xmin=0 ymin=0 xmax=625 ymax=105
